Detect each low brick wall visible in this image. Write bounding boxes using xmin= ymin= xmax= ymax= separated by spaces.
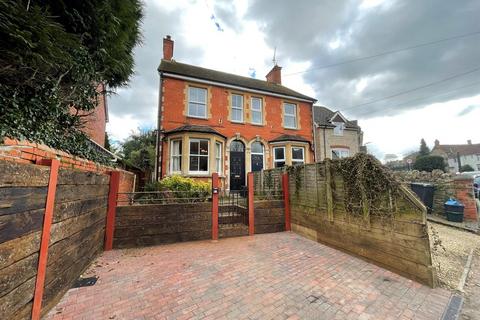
xmin=114 ymin=203 xmax=212 ymax=248
xmin=0 ymin=159 xmax=109 ymax=319
xmin=254 ymin=200 xmax=285 ymax=234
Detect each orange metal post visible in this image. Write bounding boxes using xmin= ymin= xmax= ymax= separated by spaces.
xmin=248 ymin=172 xmax=254 ymax=235
xmin=212 ymin=173 xmax=219 ymax=240
xmin=105 ymin=171 xmax=120 ymax=251
xmin=282 ymin=173 xmax=291 ymax=231
xmin=31 ymin=159 xmax=60 ymax=320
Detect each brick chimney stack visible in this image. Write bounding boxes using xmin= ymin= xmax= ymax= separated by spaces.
xmin=434 ymin=139 xmax=440 ymax=147
xmin=266 ymin=65 xmax=282 ymax=85
xmin=467 ymin=139 xmax=472 ymax=145
xmin=163 ymin=35 xmax=174 ymax=60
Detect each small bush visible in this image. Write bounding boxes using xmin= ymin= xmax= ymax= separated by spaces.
xmin=143 ymin=175 xmax=210 ymax=203
xmin=413 ymin=155 xmax=446 ymax=172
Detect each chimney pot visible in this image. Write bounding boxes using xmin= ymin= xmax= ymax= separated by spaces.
xmin=266 ymin=65 xmax=282 ymax=85
xmin=163 ymin=35 xmax=174 ymax=60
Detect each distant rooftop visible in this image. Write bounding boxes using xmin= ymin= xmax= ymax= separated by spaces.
xmin=313 ymin=106 xmax=360 ymax=129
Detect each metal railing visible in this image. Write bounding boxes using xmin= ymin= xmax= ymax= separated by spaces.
xmin=218 ymin=189 xmax=248 ymax=225
xmin=117 ymin=190 xmax=212 ymax=205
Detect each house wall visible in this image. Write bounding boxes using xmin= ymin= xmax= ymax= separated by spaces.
xmin=430 ymin=149 xmax=480 ymax=172
xmin=76 ymin=83 xmax=107 ymax=147
xmin=315 ymin=127 xmax=361 ymax=160
xmin=159 ymin=77 xmax=314 ymax=189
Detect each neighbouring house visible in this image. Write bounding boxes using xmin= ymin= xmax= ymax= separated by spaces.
xmin=155 ymin=35 xmax=317 ymax=190
xmin=77 ymin=83 xmax=109 ymax=148
xmin=431 ymin=139 xmax=480 ymax=173
xmin=313 ymin=106 xmax=363 ymax=160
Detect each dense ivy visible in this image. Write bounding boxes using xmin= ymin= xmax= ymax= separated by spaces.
xmin=0 ymin=0 xmax=142 ymax=164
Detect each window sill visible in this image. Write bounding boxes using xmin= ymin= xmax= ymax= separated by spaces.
xmin=251 ymin=123 xmax=264 ymax=127
xmin=284 ymin=126 xmax=299 ymax=130
xmin=231 ymin=120 xmax=245 ymax=124
xmin=187 ymin=115 xmax=208 ymax=120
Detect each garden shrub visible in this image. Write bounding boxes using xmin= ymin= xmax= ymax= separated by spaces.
xmin=413 ymin=156 xmax=446 ymax=172
xmin=143 ymin=175 xmax=210 ymax=203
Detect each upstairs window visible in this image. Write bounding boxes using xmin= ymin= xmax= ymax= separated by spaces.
xmin=188 ymin=87 xmax=207 ymax=118
xmin=189 ymin=139 xmax=209 ymax=173
xmin=333 ymin=122 xmax=345 ymax=136
xmin=332 ymin=148 xmax=349 ymax=159
xmin=292 ymin=147 xmax=305 ymax=166
xmin=283 ymin=103 xmax=297 ymax=129
xmin=170 ymin=139 xmax=182 ymax=173
xmin=251 ymin=97 xmax=263 ymax=125
xmin=231 ymin=94 xmax=244 ymax=122
xmin=273 ymin=147 xmax=286 ymax=168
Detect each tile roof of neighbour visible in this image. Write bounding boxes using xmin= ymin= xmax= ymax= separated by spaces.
xmin=433 ymin=143 xmax=480 ymax=156
xmin=313 ymin=106 xmax=360 ymax=129
xmin=158 ymin=60 xmax=316 ymax=102
xmin=270 ymin=134 xmax=310 ymax=143
xmin=164 ymin=125 xmax=226 ymax=138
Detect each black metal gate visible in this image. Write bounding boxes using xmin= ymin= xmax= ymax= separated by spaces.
xmin=219 ymin=189 xmax=248 ymax=225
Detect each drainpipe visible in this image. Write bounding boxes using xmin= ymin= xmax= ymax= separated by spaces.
xmin=311 ymin=108 xmax=317 ymax=162
xmin=323 ymin=126 xmax=327 ymax=160
xmin=155 ymin=72 xmax=164 ymax=181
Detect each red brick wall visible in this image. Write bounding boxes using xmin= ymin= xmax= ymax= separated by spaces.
xmin=1 ymin=138 xmax=135 ymax=192
xmin=160 ymin=77 xmax=314 ymax=178
xmin=76 ymin=83 xmax=107 ymax=147
xmin=454 ymin=176 xmax=478 ymax=221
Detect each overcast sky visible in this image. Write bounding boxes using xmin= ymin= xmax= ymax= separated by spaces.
xmin=107 ymin=0 xmax=480 ymax=161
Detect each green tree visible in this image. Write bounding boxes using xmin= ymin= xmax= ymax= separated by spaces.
xmin=413 ymin=155 xmax=446 ymax=172
xmin=121 ymin=130 xmax=156 ymax=171
xmin=419 ymin=138 xmax=430 ymax=157
xmin=0 ymin=0 xmax=143 ymax=163
xmin=460 ymin=164 xmax=475 ymax=172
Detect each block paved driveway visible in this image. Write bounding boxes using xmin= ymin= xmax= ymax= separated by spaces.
xmin=46 ymin=232 xmax=451 ymax=320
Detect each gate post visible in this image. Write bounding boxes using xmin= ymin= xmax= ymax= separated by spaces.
xmin=32 ymin=159 xmax=59 ymax=320
xmin=105 ymin=171 xmax=120 ymax=251
xmin=282 ymin=173 xmax=291 ymax=231
xmin=212 ymin=173 xmax=219 ymax=240
xmin=248 ymin=172 xmax=254 ymax=235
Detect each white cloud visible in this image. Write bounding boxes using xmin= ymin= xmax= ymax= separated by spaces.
xmin=107 ymin=114 xmax=142 ymax=142
xmin=361 ymin=94 xmax=480 ymax=159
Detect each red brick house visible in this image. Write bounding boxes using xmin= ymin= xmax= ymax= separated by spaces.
xmin=155 ymin=36 xmax=317 ymax=190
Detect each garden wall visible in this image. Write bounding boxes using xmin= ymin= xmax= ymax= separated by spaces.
xmin=254 ymin=200 xmax=285 ymax=234
xmin=257 ymin=155 xmax=436 ymax=286
xmin=0 ymin=159 xmax=110 ymax=319
xmin=114 ymin=203 xmax=212 ymax=248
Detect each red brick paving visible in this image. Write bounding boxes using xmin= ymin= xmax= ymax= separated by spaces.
xmin=45 ymin=232 xmax=451 ymax=320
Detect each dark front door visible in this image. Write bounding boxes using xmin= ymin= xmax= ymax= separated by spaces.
xmin=229 ymin=140 xmax=245 ymax=191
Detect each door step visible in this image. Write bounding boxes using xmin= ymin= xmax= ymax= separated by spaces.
xmin=219 ymin=223 xmax=249 ymax=238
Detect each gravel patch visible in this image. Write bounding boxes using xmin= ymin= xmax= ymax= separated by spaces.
xmin=429 ymin=221 xmax=480 ymax=290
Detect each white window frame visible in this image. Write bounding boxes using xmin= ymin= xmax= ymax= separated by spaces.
xmin=189 ymin=138 xmax=209 ymax=174
xmin=215 ymin=142 xmax=222 ymax=174
xmin=170 ymin=139 xmax=182 ymax=173
xmin=291 ymin=147 xmax=305 ymax=166
xmin=283 ymin=103 xmax=297 ymax=129
xmin=331 ymin=148 xmax=350 ymax=159
xmin=333 ymin=122 xmax=345 ymax=136
xmin=251 ymin=97 xmax=263 ymax=125
xmin=273 ymin=146 xmax=286 ymax=168
xmin=250 ymin=142 xmax=265 ymax=172
xmin=188 ymin=86 xmax=207 ymax=119
xmin=231 ymin=94 xmax=244 ymax=123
